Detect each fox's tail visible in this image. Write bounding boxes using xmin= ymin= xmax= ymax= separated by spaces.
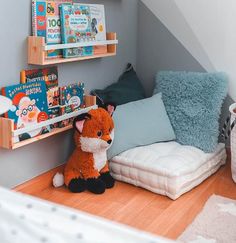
xmin=53 ymin=173 xmax=65 ymax=188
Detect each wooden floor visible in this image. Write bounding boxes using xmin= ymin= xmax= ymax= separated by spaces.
xmin=14 ymin=154 xmax=236 ymax=240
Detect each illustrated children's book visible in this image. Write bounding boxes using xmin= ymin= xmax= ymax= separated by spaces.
xmin=58 ymin=104 xmax=74 ymax=128
xmin=20 ymin=66 xmax=59 ymax=108
xmin=1 ymin=81 xmax=50 ymax=142
xmin=87 ymin=4 xmax=107 ymax=55
xmin=59 ymin=82 xmax=84 ymax=109
xmin=48 ymin=106 xmax=60 ymax=128
xmin=58 ymin=82 xmax=84 ymax=127
xmin=59 ymin=83 xmax=84 ymax=127
xmin=20 ymin=66 xmax=58 ymax=86
xmin=60 ymin=4 xmax=94 ymax=58
xmin=32 ymin=0 xmax=72 ymax=58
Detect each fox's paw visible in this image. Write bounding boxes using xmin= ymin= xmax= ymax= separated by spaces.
xmin=100 ymin=172 xmax=115 ymax=189
xmin=87 ymin=178 xmax=106 ymax=194
xmin=68 ymin=178 xmax=87 ymax=193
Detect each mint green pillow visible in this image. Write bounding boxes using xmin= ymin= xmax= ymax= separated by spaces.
xmin=108 ymin=93 xmax=176 ymax=159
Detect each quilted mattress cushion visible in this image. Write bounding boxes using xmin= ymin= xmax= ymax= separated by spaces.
xmin=109 ymin=142 xmax=226 ymax=200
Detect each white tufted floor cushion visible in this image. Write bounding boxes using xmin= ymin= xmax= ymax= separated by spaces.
xmin=109 ymin=142 xmax=226 ymax=200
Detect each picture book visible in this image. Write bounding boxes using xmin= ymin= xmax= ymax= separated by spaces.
xmin=59 ymin=4 xmax=93 ymax=58
xmin=58 ymin=104 xmax=74 ymax=128
xmin=1 ymin=81 xmax=50 ymax=142
xmin=32 ymin=0 xmax=72 ymax=58
xmin=20 ymin=66 xmax=58 ymax=87
xmin=59 ymin=82 xmax=84 ymax=110
xmin=47 ymin=86 xmax=60 ymax=108
xmin=48 ymin=106 xmax=60 ymax=128
xmin=87 ymin=4 xmax=107 ymax=55
xmin=20 ymin=66 xmax=59 ymax=108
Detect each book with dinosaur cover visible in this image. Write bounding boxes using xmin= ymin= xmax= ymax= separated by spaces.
xmin=59 ymin=3 xmax=93 ymax=58
xmin=32 ymin=0 xmax=72 ymax=58
xmin=20 ymin=66 xmax=59 ymax=109
xmin=1 ymin=81 xmax=50 ymax=142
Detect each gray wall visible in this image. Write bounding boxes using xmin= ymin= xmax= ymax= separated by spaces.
xmin=0 ymin=0 xmax=138 ymax=188
xmin=136 ymin=1 xmax=205 ymax=96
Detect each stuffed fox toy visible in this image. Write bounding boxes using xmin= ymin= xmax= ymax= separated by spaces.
xmin=53 ymin=105 xmax=116 ymax=194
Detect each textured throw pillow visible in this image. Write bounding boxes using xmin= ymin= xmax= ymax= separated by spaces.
xmin=91 ymin=63 xmax=146 ymax=106
xmin=154 ymin=71 xmax=228 ymax=153
xmin=108 ymin=93 xmax=176 ymax=159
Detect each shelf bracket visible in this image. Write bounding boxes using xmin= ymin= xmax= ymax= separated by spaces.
xmin=0 ymin=118 xmax=14 ymax=149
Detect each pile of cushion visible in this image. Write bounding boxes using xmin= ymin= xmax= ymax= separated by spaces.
xmin=91 ymin=64 xmax=228 ymax=199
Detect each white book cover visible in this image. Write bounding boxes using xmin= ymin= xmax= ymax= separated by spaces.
xmin=89 ymin=4 xmax=106 ymax=41
xmin=73 ymin=3 xmax=107 ymax=54
xmin=74 ymin=3 xmax=106 ymax=41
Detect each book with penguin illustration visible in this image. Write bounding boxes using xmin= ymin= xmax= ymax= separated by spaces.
xmin=1 ymin=66 xmax=85 ymax=142
xmin=88 ymin=4 xmax=107 ymax=54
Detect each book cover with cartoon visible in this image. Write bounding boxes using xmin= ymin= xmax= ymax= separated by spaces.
xmin=20 ymin=66 xmax=59 ymax=108
xmin=58 ymin=104 xmax=74 ymax=128
xmin=89 ymin=4 xmax=107 ymax=50
xmin=1 ymin=81 xmax=50 ymax=141
xmin=59 ymin=82 xmax=84 ymax=109
xmin=83 ymin=4 xmax=107 ymax=55
xmin=60 ymin=4 xmax=93 ymax=58
xmin=20 ymin=66 xmax=58 ymax=87
xmin=32 ymin=0 xmax=72 ymax=58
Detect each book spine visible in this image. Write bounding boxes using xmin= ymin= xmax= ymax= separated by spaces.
xmin=32 ymin=0 xmax=37 ymax=36
xmin=1 ymin=88 xmax=8 ymax=118
xmin=59 ymin=87 xmax=64 ymax=106
xmin=59 ymin=4 xmax=67 ymax=58
xmin=20 ymin=71 xmax=26 ymax=84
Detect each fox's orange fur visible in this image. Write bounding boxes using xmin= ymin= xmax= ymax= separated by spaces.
xmin=64 ymin=108 xmax=115 ymax=186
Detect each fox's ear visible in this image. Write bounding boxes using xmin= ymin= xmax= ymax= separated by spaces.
xmin=104 ymin=103 xmax=116 ymax=117
xmin=73 ymin=113 xmax=91 ymax=133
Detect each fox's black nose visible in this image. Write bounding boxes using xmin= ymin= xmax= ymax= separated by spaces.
xmin=107 ymin=140 xmax=112 ymax=144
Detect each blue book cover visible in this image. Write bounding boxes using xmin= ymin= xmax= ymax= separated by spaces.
xmin=1 ymin=81 xmax=50 ymax=141
xmin=59 ymin=82 xmax=84 ymax=109
xmin=32 ymin=0 xmax=72 ymax=58
xmin=60 ymin=4 xmax=94 ymax=58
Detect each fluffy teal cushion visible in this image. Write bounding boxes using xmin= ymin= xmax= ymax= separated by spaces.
xmin=154 ymin=71 xmax=228 ymax=153
xmin=108 ymin=93 xmax=176 ymax=159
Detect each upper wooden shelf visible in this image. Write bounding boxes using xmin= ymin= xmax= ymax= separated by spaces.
xmin=28 ymin=32 xmax=118 ymax=66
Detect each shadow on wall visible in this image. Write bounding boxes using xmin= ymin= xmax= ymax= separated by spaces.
xmin=136 ymin=1 xmax=205 ymax=96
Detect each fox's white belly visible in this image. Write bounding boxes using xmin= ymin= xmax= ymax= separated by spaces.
xmin=93 ymin=151 xmax=107 ymax=171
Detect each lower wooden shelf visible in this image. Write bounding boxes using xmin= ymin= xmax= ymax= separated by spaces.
xmin=10 ymin=125 xmax=73 ymax=150
xmin=0 ymin=96 xmax=97 ymax=150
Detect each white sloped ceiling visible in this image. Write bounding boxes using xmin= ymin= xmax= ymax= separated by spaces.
xmin=141 ymin=0 xmax=236 ymax=100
